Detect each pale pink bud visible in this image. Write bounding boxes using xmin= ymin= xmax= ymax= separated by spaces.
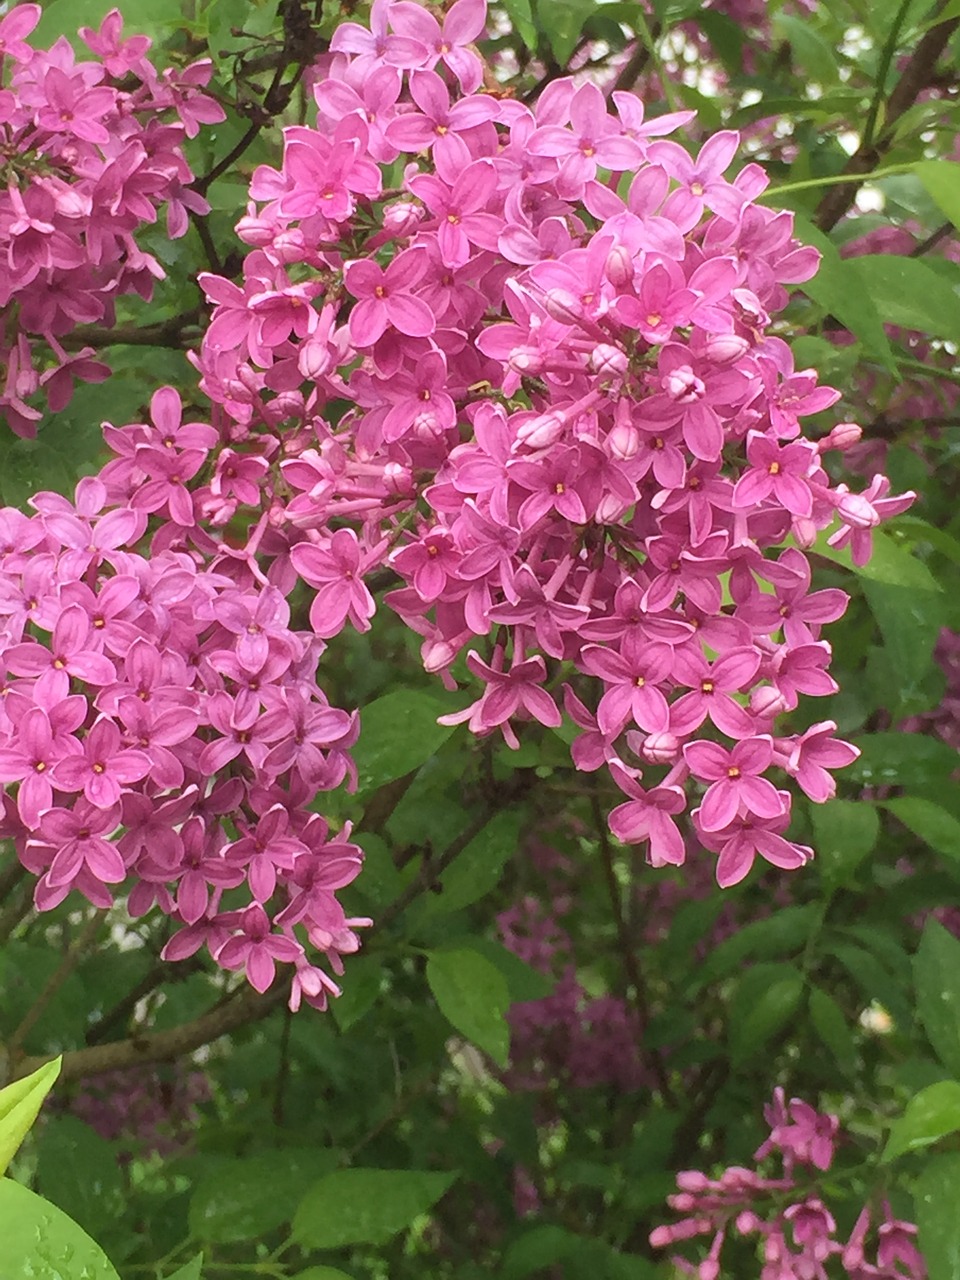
xmin=751 ymin=686 xmax=787 ymax=719
xmin=273 ymin=230 xmax=308 ymax=263
xmin=792 ymin=516 xmax=818 ymax=549
xmin=508 ymin=346 xmax=544 ymax=376
xmin=382 ymin=200 xmax=424 ymax=237
xmin=590 ymin=343 xmax=628 ymax=376
xmin=383 ymin=462 xmax=414 ymax=495
xmin=596 ymin=492 xmax=631 ymax=523
xmin=608 ymin=422 xmax=641 ymax=460
xmin=605 ymin=244 xmax=634 ymax=287
xmin=676 ymin=1171 xmax=710 ymax=1192
xmin=642 ymin=732 xmax=681 ymax=764
xmin=299 ymin=338 xmax=333 ymax=380
xmin=819 ymin=421 xmax=862 ymax=453
xmin=701 ymin=332 xmax=750 ymax=364
xmin=264 ymin=391 xmax=304 ymax=424
xmin=837 ymin=491 xmax=880 ymax=529
xmin=422 ymin=638 xmax=458 ymax=672
xmin=235 ymin=213 xmax=276 ymax=246
xmin=544 ymin=288 xmax=583 ymax=324
xmin=517 ymin=412 xmax=565 ymax=448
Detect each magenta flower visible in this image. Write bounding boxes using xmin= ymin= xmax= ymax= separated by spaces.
xmin=440 ymin=650 xmax=561 ymax=749
xmin=783 ymin=720 xmax=859 ymax=803
xmin=732 ymin=432 xmax=818 ymax=517
xmin=290 ymin=528 xmax=377 ymax=638
xmin=684 ymin=736 xmax=785 ymax=831
xmin=52 ymin=718 xmax=150 ymax=809
xmin=344 ymin=247 xmax=435 ymax=347
xmin=580 ymin=636 xmax=673 ymax=736
xmin=608 ymin=764 xmax=686 ymax=867
xmin=409 ymin=158 xmax=500 ymax=268
xmin=216 ymin=904 xmax=302 ymax=993
xmin=669 ymin=646 xmax=759 ymax=738
xmin=388 ymin=0 xmax=487 ymax=91
xmin=0 ymin=705 xmax=82 ymax=827
xmin=0 ymin=3 xmax=41 ymax=62
xmin=385 ymin=70 xmax=498 ymax=167
xmin=5 ymin=603 xmax=116 ymax=701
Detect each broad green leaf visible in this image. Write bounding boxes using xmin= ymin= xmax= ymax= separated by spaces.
xmin=728 ymin=964 xmax=805 ymax=1066
xmin=331 ymin=954 xmax=383 ymax=1032
xmin=892 ymin=515 xmax=960 ymax=566
xmin=845 ymin=254 xmax=960 ymax=345
xmin=772 ymin=13 xmax=839 ymax=83
xmin=292 ymin=1169 xmax=457 ymax=1249
xmin=418 ymin=808 xmax=525 ymax=917
xmin=0 ymin=1056 xmax=61 ymax=1176
xmin=848 ymin=733 xmax=960 ymax=790
xmin=885 ymin=798 xmax=960 ymax=861
xmin=167 ymin=1257 xmax=204 ymax=1280
xmin=810 ymin=800 xmax=879 ymax=888
xmin=466 ymin=937 xmax=553 ymax=1003
xmin=500 ymin=0 xmax=537 ymax=49
xmin=539 ymin=0 xmax=596 ymax=64
xmin=188 ymin=1150 xmax=340 ymax=1243
xmin=861 ymin=577 xmax=946 ymax=713
xmin=815 ymin=527 xmax=942 ymax=592
xmin=502 ymin=1226 xmax=588 ymax=1279
xmin=35 ymin=1115 xmax=123 ymax=1240
xmin=353 ymin=689 xmax=457 ymax=795
xmin=883 ymin=1080 xmax=960 ymax=1161
xmin=915 ymin=1153 xmax=960 ymax=1280
xmin=0 ymin=1178 xmax=120 ymax=1280
xmin=915 ymin=160 xmax=960 ymax=232
xmin=831 ymin=942 xmax=912 ymax=1030
xmin=915 ymin=920 xmax=960 ymax=1076
xmin=808 ymin=986 xmax=858 ymax=1074
xmin=696 ymin=905 xmax=820 ymax=985
xmin=426 ymin=947 xmax=511 ymax=1067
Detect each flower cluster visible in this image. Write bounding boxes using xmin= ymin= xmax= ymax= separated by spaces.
xmin=0 ymin=5 xmax=223 ymax=436
xmin=64 ymin=1063 xmax=210 ymax=1161
xmin=0 ymin=388 xmax=366 ymax=1007
xmin=191 ymin=0 xmax=912 ymax=888
xmin=1 ymin=0 xmax=916 ymax=1004
xmin=652 ymin=1088 xmax=927 ymax=1279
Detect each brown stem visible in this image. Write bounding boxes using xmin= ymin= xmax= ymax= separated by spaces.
xmin=815 ymin=5 xmax=960 ymax=231
xmin=910 ymin=220 xmax=953 ymax=256
xmin=10 ymin=986 xmax=287 ymax=1086
xmin=59 ymin=310 xmax=203 ymax=351
xmin=590 ymin=789 xmax=675 ymax=1104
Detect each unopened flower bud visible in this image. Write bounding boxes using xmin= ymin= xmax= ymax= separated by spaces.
xmin=819 ymin=421 xmax=862 ymax=453
xmin=605 ymin=244 xmax=634 ymax=288
xmin=751 ymin=686 xmax=786 ymax=719
xmin=608 ymin=422 xmax=641 ymax=460
xmin=837 ymin=491 xmax=880 ymax=529
xmin=590 ymin=343 xmax=627 ymax=376
xmin=508 ymin=346 xmax=544 ymax=376
xmin=382 ymin=200 xmax=424 ymax=237
xmin=544 ymin=288 xmax=583 ymax=325
xmin=299 ymin=338 xmax=333 ymax=380
xmin=596 ymin=492 xmax=631 ymax=523
xmin=422 ymin=638 xmax=457 ymax=672
xmin=792 ymin=516 xmax=818 ymax=549
xmin=642 ymin=732 xmax=681 ymax=764
xmin=383 ymin=462 xmax=414 ymax=496
xmin=701 ymin=332 xmax=750 ymax=364
xmin=517 ymin=411 xmax=565 ymax=449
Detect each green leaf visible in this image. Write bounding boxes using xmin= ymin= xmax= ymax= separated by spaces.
xmin=417 ymin=808 xmax=525 ymax=917
xmin=35 ymin=1115 xmax=123 ymax=1240
xmin=831 ymin=942 xmax=912 ymax=1029
xmin=188 ymin=1150 xmax=340 ymax=1244
xmin=466 ymin=937 xmax=553 ymax=1003
xmin=696 ymin=905 xmax=820 ymax=985
xmin=728 ymin=964 xmax=805 ymax=1066
xmin=845 ymin=254 xmax=960 ymax=345
xmin=500 ymin=0 xmax=537 ymax=49
xmin=353 ymin=689 xmax=457 ymax=795
xmin=772 ymin=13 xmax=839 ymax=83
xmin=915 ymin=160 xmax=960 ymax=232
xmin=815 ymin=527 xmax=942 ymax=592
xmin=540 ymin=0 xmax=595 ymax=64
xmin=808 ymin=986 xmax=858 ymax=1074
xmin=848 ymin=733 xmax=960 ymax=790
xmin=502 ymin=1226 xmax=584 ymax=1279
xmin=0 ymin=1056 xmax=61 ymax=1176
xmin=167 ymin=1257 xmax=204 ymax=1280
xmin=915 ymin=920 xmax=960 ymax=1076
xmin=883 ymin=1080 xmax=960 ymax=1161
xmin=426 ymin=947 xmax=511 ymax=1067
xmin=331 ymin=954 xmax=383 ymax=1032
xmin=810 ymin=799 xmax=880 ymax=888
xmin=292 ymin=1169 xmax=457 ymax=1249
xmin=916 ymin=1152 xmax=960 ymax=1280
xmin=885 ymin=798 xmax=960 ymax=861
xmin=0 ymin=1178 xmax=120 ymax=1280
